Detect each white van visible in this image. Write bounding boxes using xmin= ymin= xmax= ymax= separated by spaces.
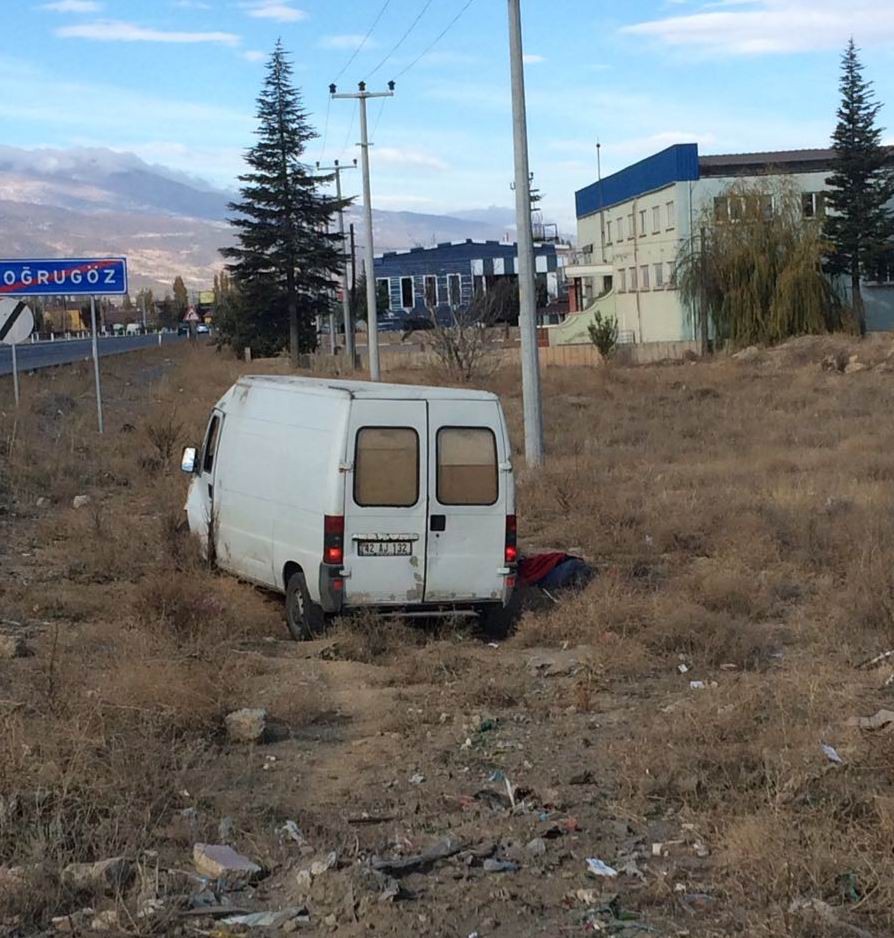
xmin=180 ymin=375 xmax=517 ymax=639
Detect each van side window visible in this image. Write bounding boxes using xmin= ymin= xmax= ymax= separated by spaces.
xmin=202 ymin=415 xmax=221 ymax=474
xmin=354 ymin=428 xmax=419 ymax=507
xmin=437 ymin=427 xmax=498 ymax=506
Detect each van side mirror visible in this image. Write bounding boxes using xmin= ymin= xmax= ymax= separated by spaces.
xmin=180 ymin=446 xmax=198 ymax=474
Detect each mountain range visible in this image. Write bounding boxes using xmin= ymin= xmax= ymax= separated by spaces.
xmin=0 ymin=146 xmax=521 ymax=295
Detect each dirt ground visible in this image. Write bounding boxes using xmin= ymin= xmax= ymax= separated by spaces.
xmin=3 ymin=336 xmax=894 ymax=937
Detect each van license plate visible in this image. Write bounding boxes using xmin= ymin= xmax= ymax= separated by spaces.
xmin=358 ymin=541 xmax=412 ymax=557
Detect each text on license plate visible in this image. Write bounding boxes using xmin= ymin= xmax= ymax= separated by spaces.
xmin=358 ymin=540 xmax=412 ymax=557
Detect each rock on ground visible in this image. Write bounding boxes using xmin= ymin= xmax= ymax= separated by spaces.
xmin=193 ymin=843 xmax=262 ymax=885
xmin=72 ymin=495 xmax=91 ymax=509
xmin=225 ymin=707 xmax=267 ymax=743
xmin=0 ymin=635 xmax=30 ymax=659
xmin=62 ymin=857 xmax=132 ymax=895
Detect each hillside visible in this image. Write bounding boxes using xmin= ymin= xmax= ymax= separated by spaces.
xmin=0 ymin=146 xmax=516 ymax=294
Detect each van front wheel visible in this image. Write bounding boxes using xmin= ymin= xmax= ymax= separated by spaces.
xmin=285 ymin=571 xmax=325 ymax=641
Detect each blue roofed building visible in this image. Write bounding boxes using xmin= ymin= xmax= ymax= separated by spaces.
xmin=372 ymin=239 xmax=566 ymax=326
xmin=553 ymin=142 xmax=894 ymax=348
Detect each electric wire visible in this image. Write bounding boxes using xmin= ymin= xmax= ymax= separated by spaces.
xmin=332 ymin=0 xmax=392 ymax=83
xmin=367 ymin=0 xmax=435 ymax=79
xmin=317 ymin=94 xmax=331 ymax=162
xmin=370 ymin=96 xmax=388 ymax=141
xmin=338 ymin=100 xmax=358 ymax=159
xmin=393 ymin=0 xmax=477 ymax=79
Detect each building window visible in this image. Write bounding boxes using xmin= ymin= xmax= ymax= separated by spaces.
xmin=666 ymin=201 xmax=675 ymax=230
xmin=652 ymin=206 xmax=661 ymax=234
xmin=424 ymin=275 xmax=438 ymax=307
xmin=640 ymin=264 xmax=650 ymax=290
xmin=653 ymin=263 xmax=664 ymax=288
xmin=472 ymin=274 xmax=485 ymax=298
xmin=354 ymin=427 xmax=419 ymax=508
xmin=629 ymin=266 xmax=638 ymax=291
xmin=802 ymin=192 xmax=825 ymax=218
xmin=606 ymin=220 xmax=613 ymax=244
xmin=376 ymin=278 xmax=392 ymax=310
xmin=628 ymin=212 xmax=635 ymax=239
xmin=447 ymin=273 xmax=462 ymax=307
xmin=400 ymin=276 xmax=415 ymax=309
xmin=618 ymin=268 xmax=626 ymax=292
xmin=616 ymin=217 xmax=624 ymax=241
xmin=639 ymin=210 xmax=647 ymax=237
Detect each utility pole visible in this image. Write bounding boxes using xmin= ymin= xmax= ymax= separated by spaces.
xmin=330 ymin=80 xmax=395 ymax=381
xmin=317 ymin=158 xmax=358 ymax=365
xmin=507 ymin=0 xmax=544 ymax=467
xmin=597 ymin=139 xmax=606 ymax=264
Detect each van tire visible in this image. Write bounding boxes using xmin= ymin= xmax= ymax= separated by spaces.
xmin=285 ymin=571 xmax=325 ymax=641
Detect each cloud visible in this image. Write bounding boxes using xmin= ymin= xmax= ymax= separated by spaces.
xmin=242 ymin=50 xmax=267 ymax=62
xmin=623 ymin=0 xmax=894 ymax=54
xmin=55 ymin=20 xmax=241 ymax=44
xmin=243 ymin=1 xmax=307 ymax=22
xmin=318 ymin=34 xmax=378 ymax=50
xmin=523 ymin=53 xmax=545 ymax=64
xmin=40 ymin=0 xmax=101 ymax=11
xmin=374 ymin=147 xmax=449 ymax=172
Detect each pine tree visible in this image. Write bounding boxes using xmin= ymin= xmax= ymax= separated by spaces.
xmin=824 ymin=39 xmax=894 ymax=335
xmin=221 ymin=41 xmax=343 ymax=363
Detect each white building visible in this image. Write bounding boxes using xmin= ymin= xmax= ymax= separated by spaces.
xmin=554 ymin=143 xmax=894 ymax=347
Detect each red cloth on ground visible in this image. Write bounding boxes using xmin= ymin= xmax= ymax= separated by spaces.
xmin=518 ymin=552 xmax=570 ymax=586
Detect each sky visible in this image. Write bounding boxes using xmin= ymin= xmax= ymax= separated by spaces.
xmin=3 ymin=0 xmax=894 ymax=229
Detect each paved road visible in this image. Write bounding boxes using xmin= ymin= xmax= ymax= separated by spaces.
xmin=0 ymin=333 xmax=187 ymax=377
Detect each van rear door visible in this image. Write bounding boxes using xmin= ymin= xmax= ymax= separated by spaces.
xmin=424 ymin=400 xmax=508 ymax=603
xmin=343 ymin=400 xmax=428 ymax=605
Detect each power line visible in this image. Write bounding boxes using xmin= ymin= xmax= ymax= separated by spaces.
xmin=394 ymin=0 xmax=477 ymax=79
xmin=367 ymin=0 xmax=435 ymax=79
xmin=333 ymin=0 xmax=392 ymax=83
xmin=371 ymin=95 xmax=388 ymax=141
xmin=317 ymin=94 xmax=331 ymax=162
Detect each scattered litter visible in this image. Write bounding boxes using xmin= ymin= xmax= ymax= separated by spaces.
xmin=689 ymin=680 xmax=706 ymax=690
xmin=192 ymin=844 xmax=262 ymax=886
xmin=677 ymin=663 xmax=689 ymax=674
xmin=857 ymin=648 xmax=894 ymax=669
xmin=586 ymin=858 xmax=618 ymax=878
xmin=279 ymin=820 xmax=305 ymax=844
xmin=474 ymin=788 xmax=513 ymax=812
xmin=409 ymin=773 xmax=425 ymax=785
xmin=483 ymin=858 xmax=518 ymax=873
xmin=222 ymin=907 xmax=309 ymax=928
xmin=526 ymin=837 xmax=546 ymax=857
xmin=692 ymin=842 xmax=710 ymax=859
xmin=821 ymin=743 xmax=844 ymax=765
xmin=487 ymin=769 xmax=506 ymax=783
xmin=486 ymin=643 xmax=500 ymax=649
xmin=847 ymin=709 xmax=894 ymax=732
xmin=651 ymin=843 xmax=664 ymax=857
xmin=372 ymin=837 xmax=462 ymax=876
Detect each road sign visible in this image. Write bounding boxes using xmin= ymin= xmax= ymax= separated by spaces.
xmin=0 ymin=298 xmax=34 ymax=345
xmin=185 ymin=307 xmax=201 ymax=323
xmin=0 ymin=257 xmax=128 ymax=296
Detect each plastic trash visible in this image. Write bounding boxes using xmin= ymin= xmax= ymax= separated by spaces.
xmin=821 ymin=743 xmax=844 ymax=765
xmin=586 ymin=858 xmax=619 ymax=878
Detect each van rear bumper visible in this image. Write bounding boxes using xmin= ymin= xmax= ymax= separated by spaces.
xmin=318 ymin=564 xmax=345 ymax=615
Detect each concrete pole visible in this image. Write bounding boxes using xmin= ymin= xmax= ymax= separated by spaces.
xmin=358 ymin=92 xmax=380 ymax=381
xmin=335 ymin=166 xmax=355 ymax=366
xmin=507 ymin=0 xmax=544 ymax=466
xmin=89 ymin=295 xmax=104 ymax=434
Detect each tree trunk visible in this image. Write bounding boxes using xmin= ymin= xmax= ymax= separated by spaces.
xmin=852 ymin=266 xmax=866 ymax=337
xmin=287 ymin=270 xmax=299 ymax=367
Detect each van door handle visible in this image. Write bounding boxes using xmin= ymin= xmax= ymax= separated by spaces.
xmin=430 ymin=514 xmax=446 ymax=532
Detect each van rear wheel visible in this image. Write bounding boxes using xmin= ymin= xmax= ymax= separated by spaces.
xmin=285 ymin=571 xmax=325 ymax=641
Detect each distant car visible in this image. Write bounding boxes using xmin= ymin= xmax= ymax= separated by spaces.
xmin=177 ymin=325 xmax=189 ymax=336
xmin=196 ymin=324 xmax=210 ymax=334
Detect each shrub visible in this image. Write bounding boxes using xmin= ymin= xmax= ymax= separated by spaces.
xmin=587 ymin=311 xmax=619 ymax=357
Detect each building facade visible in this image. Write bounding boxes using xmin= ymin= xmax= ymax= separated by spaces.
xmin=373 ymin=239 xmax=566 ymax=324
xmin=557 ymin=143 xmax=894 ymax=346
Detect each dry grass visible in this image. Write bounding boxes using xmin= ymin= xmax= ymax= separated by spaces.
xmin=4 ymin=333 xmax=894 ymax=933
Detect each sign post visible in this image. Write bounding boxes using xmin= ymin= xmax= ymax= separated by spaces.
xmin=0 ymin=257 xmax=127 ymax=430
xmin=90 ymin=296 xmax=104 ymax=434
xmin=0 ymin=298 xmax=35 ymax=407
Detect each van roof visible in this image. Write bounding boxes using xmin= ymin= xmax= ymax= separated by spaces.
xmin=235 ymin=374 xmax=499 ymax=402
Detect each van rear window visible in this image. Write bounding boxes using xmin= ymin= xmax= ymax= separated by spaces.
xmin=437 ymin=427 xmax=498 ymax=506
xmin=354 ymin=428 xmax=419 ymax=507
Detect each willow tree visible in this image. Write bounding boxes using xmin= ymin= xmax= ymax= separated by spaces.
xmin=677 ymin=178 xmax=840 ymax=348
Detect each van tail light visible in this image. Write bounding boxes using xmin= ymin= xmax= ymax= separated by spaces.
xmin=504 ymin=514 xmax=518 ymax=565
xmin=323 ymin=515 xmax=344 ymax=565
